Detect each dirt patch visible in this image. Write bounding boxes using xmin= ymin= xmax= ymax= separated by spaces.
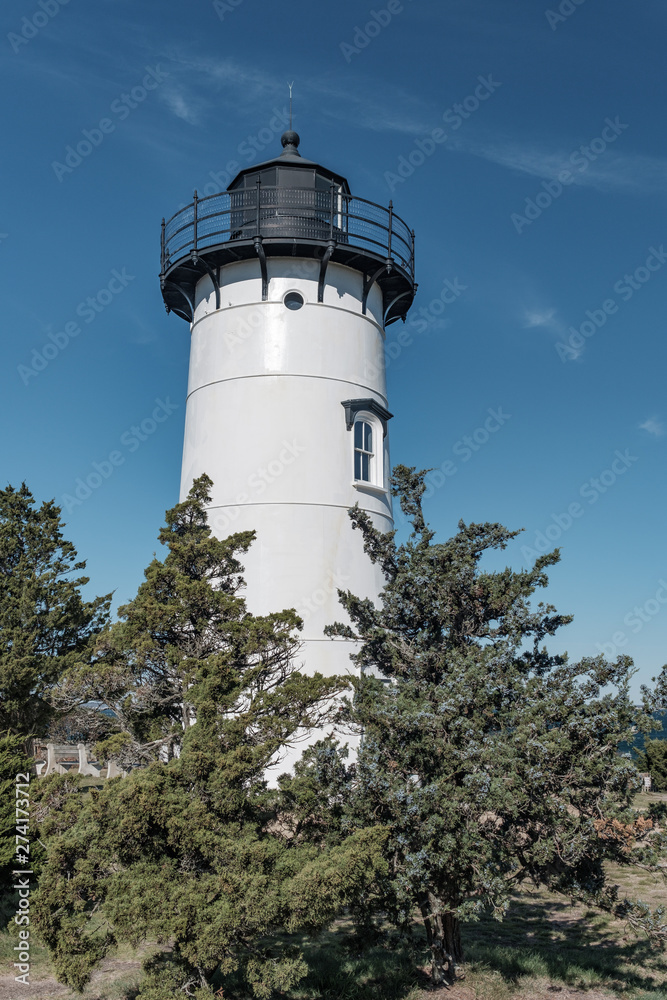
xmin=0 ymin=956 xmax=142 ymax=1000
xmin=417 ymin=985 xmax=617 ymax=1000
xmin=0 ymin=974 xmax=69 ymax=999
xmin=416 ymin=988 xmax=618 ymax=1000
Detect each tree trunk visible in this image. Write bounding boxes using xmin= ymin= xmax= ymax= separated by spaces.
xmin=420 ymin=899 xmax=464 ymax=986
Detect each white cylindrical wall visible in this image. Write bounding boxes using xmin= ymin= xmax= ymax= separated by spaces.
xmin=180 ymin=258 xmax=392 ymax=679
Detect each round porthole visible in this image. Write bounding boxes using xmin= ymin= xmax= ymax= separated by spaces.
xmin=284 ymin=291 xmax=304 ymax=310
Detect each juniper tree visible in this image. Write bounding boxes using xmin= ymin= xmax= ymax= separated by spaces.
xmin=87 ymin=473 xmax=316 ymax=765
xmin=33 ymin=476 xmax=387 ymax=998
xmin=0 ymin=483 xmax=109 ymax=739
xmin=320 ymin=466 xmax=667 ymax=986
xmin=637 ymin=737 xmax=667 ymax=792
xmin=0 ymin=733 xmax=32 ymax=908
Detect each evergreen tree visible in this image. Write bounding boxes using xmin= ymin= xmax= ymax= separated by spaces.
xmin=0 ymin=733 xmax=32 ymax=911
xmin=637 ymin=737 xmax=667 ymax=792
xmin=33 ymin=476 xmax=385 ymax=998
xmin=321 ymin=466 xmax=667 ymax=986
xmin=0 ymin=483 xmax=109 ymax=739
xmin=90 ymin=474 xmax=326 ymax=764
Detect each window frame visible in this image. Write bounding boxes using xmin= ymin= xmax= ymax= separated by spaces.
xmin=342 ymin=398 xmax=392 ymax=494
xmin=353 ymin=416 xmax=376 ymax=484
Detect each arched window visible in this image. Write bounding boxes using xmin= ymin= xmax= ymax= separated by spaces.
xmin=354 ymin=419 xmax=374 ymax=482
xmin=342 ymin=398 xmax=392 ymax=492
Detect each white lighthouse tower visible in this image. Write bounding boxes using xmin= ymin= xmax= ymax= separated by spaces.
xmin=160 ymin=128 xmax=415 ymax=683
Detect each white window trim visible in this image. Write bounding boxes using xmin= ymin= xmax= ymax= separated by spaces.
xmin=352 ymin=410 xmax=385 ymax=491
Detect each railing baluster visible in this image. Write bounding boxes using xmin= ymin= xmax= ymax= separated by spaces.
xmin=162 ymin=185 xmax=414 ymax=319
xmin=388 ymin=200 xmax=393 ymax=258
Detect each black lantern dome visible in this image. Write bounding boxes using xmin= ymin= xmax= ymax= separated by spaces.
xmin=160 ymin=131 xmax=415 ymax=325
xmin=228 ymin=130 xmax=350 ymax=193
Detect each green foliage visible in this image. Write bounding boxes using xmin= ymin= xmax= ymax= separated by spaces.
xmin=637 ymin=738 xmax=667 ymax=792
xmin=88 ymin=474 xmax=344 ymax=767
xmin=286 ymin=927 xmax=424 ymax=1000
xmin=134 ymin=953 xmax=218 ymax=999
xmin=93 ymin=731 xmax=132 ymax=764
xmin=0 ymin=732 xmax=32 ymax=906
xmin=32 ymin=476 xmax=380 ymax=998
xmin=46 ymin=702 xmax=119 ymax=747
xmin=317 ymin=465 xmax=667 ymax=985
xmin=0 ymin=483 xmax=110 ymax=738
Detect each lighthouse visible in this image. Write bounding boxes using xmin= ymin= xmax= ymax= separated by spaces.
xmin=159 ymin=128 xmax=415 ymax=684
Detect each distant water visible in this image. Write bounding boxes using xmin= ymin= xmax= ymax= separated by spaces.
xmin=619 ymin=709 xmax=667 ymax=758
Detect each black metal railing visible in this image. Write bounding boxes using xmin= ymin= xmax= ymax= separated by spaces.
xmin=161 ymin=182 xmax=415 ymax=281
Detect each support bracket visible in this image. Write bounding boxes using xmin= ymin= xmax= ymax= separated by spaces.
xmin=383 ymin=289 xmax=413 ymax=327
xmin=362 ymin=259 xmax=393 ymax=315
xmin=191 ymin=253 xmax=220 ymax=310
xmin=161 ymin=279 xmax=194 ymax=323
xmin=341 ymin=398 xmax=393 ymax=437
xmin=317 ymin=240 xmax=336 ymax=302
xmin=254 ymin=236 xmax=268 ymax=300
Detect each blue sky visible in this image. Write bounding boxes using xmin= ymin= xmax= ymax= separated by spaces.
xmin=1 ymin=0 xmax=666 ymax=697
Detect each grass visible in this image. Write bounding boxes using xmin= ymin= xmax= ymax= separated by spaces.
xmin=461 ymin=882 xmax=667 ymax=999
xmin=1 ymin=891 xmax=665 ymax=1000
xmin=1 ymin=876 xmax=665 ymax=999
xmin=283 ymin=876 xmax=667 ymax=1000
xmin=634 ymin=789 xmax=667 ymax=811
xmin=0 ymin=915 xmax=146 ymax=998
xmin=273 ymin=928 xmax=426 ymax=1000
xmin=0 ymin=917 xmax=52 ymax=976
xmin=1 ymin=792 xmax=665 ymax=999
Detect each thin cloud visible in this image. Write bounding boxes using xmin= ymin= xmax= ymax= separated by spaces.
xmin=639 ymin=416 xmax=665 ymax=437
xmin=520 ymin=305 xmax=586 ymax=360
xmin=160 ymin=88 xmax=202 ymax=126
xmin=448 ymin=135 xmax=667 ymax=195
xmin=523 ymin=308 xmax=558 ymax=329
xmin=161 ymin=54 xmax=432 ymax=136
xmin=312 ymin=79 xmax=430 ymax=135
